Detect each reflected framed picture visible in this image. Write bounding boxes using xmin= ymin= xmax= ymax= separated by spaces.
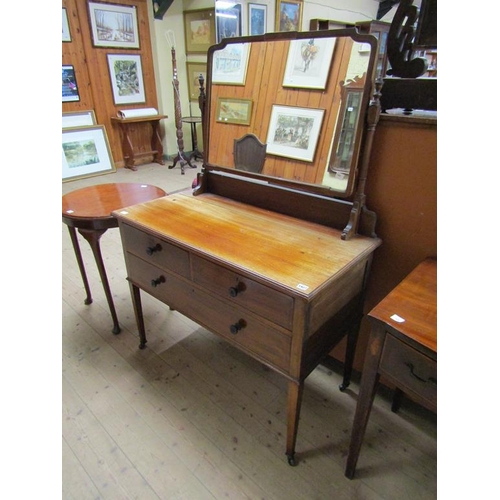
xmin=186 ymin=62 xmax=207 ymax=101
xmin=212 ymin=43 xmax=250 ymax=85
xmin=62 ymin=8 xmax=71 ymax=42
xmin=62 ymin=65 xmax=80 ymax=102
xmin=62 ymin=125 xmax=116 ymax=182
xmin=283 ymin=37 xmax=336 ymax=89
xmin=184 ymin=8 xmax=216 ymax=54
xmin=62 ymin=110 xmax=97 ymax=129
xmin=249 ymin=3 xmax=267 ymax=35
xmin=276 ymin=0 xmax=303 ymax=32
xmin=88 ymin=2 xmax=139 ymax=48
xmin=266 ymin=105 xmax=324 ymax=162
xmin=216 ymin=97 xmax=253 ymax=125
xmin=216 ymin=3 xmax=242 ymax=43
xmin=107 ymin=54 xmax=145 ymax=104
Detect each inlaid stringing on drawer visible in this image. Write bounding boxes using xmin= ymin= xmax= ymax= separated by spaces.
xmin=192 ymin=255 xmax=294 ymax=331
xmin=126 ymin=253 xmax=292 ymax=372
xmin=380 ymin=334 xmax=437 ymax=407
xmin=121 ymin=223 xmax=190 ymax=278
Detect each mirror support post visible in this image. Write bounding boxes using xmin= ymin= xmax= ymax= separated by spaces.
xmin=342 ymin=79 xmax=383 ymax=240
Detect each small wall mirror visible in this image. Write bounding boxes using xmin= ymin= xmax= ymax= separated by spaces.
xmin=202 ymin=29 xmax=377 ymax=198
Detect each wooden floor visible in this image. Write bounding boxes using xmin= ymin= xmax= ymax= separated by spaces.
xmin=62 ymin=162 xmax=437 ymax=499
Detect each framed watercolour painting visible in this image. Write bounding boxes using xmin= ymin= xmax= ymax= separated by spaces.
xmin=107 ymin=54 xmax=146 ymax=105
xmin=216 ymin=98 xmax=253 ymax=125
xmin=88 ymin=2 xmax=139 ymax=49
xmin=266 ymin=105 xmax=324 ymax=162
xmin=276 ymin=0 xmax=303 ymax=32
xmin=283 ymin=37 xmax=336 ymax=89
xmin=62 ymin=125 xmax=116 ymax=182
xmin=212 ymin=43 xmax=250 ymax=85
xmin=216 ymin=3 xmax=242 ymax=43
xmin=249 ymin=3 xmax=267 ymax=35
xmin=186 ymin=62 xmax=207 ymax=101
xmin=62 ymin=65 xmax=80 ymax=102
xmin=184 ymin=9 xmax=216 ymax=54
xmin=62 ymin=8 xmax=71 ymax=42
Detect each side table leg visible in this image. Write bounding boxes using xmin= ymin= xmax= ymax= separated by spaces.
xmin=130 ymin=283 xmax=147 ymax=349
xmin=78 ymin=228 xmax=121 ymax=335
xmin=67 ymin=226 xmax=93 ymax=305
xmin=121 ymin=123 xmax=137 ymax=171
xmin=339 ymin=317 xmax=361 ymax=391
xmin=151 ymin=121 xmax=165 ymax=165
xmin=345 ymin=324 xmax=385 ymax=479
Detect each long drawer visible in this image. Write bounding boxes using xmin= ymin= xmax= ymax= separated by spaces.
xmin=380 ymin=334 xmax=437 ymax=408
xmin=126 ymin=253 xmax=292 ymax=372
xmin=120 ymin=223 xmax=190 ymax=278
xmin=192 ymin=255 xmax=294 ymax=331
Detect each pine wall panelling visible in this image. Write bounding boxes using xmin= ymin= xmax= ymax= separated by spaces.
xmin=62 ymin=0 xmax=161 ymax=167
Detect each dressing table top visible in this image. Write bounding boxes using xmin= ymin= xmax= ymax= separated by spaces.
xmin=113 ymin=193 xmax=381 ymax=298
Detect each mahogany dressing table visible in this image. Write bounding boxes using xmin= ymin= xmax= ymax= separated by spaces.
xmin=113 ymin=29 xmax=382 ymax=465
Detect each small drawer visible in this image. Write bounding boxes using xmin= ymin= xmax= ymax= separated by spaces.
xmin=192 ymin=255 xmax=294 ymax=331
xmin=120 ymin=223 xmax=190 ymax=278
xmin=380 ymin=334 xmax=437 ymax=408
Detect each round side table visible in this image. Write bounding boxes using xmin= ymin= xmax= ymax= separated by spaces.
xmin=62 ymin=183 xmax=166 ymax=334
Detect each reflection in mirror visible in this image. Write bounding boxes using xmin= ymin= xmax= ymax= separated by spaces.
xmin=204 ymin=30 xmax=375 ymax=197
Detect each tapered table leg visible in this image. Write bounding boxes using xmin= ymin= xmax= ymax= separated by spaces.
xmin=67 ymin=226 xmax=93 ymax=305
xmin=285 ymin=380 xmax=304 ymax=466
xmin=78 ymin=228 xmax=121 ymax=335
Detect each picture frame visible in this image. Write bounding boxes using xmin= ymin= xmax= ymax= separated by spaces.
xmin=186 ymin=62 xmax=207 ymax=101
xmin=107 ymin=54 xmax=146 ymax=105
xmin=216 ymin=3 xmax=242 ymax=43
xmin=62 ymin=8 xmax=71 ymax=42
xmin=283 ymin=37 xmax=336 ymax=89
xmin=266 ymin=105 xmax=324 ymax=162
xmin=62 ymin=125 xmax=116 ymax=182
xmin=88 ymin=2 xmax=140 ymax=49
xmin=212 ymin=43 xmax=250 ymax=85
xmin=276 ymin=0 xmax=303 ymax=32
xmin=216 ymin=97 xmax=253 ymax=125
xmin=62 ymin=110 xmax=97 ymax=129
xmin=248 ymin=3 xmax=267 ymax=35
xmin=62 ymin=65 xmax=80 ymax=102
xmin=183 ymin=8 xmax=216 ymax=54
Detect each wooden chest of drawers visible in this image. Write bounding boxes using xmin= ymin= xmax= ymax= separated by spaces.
xmin=113 ymin=193 xmax=381 ymax=464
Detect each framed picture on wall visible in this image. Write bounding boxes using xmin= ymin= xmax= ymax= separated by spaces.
xmin=186 ymin=62 xmax=207 ymax=101
xmin=88 ymin=2 xmax=140 ymax=49
xmin=62 ymin=65 xmax=80 ymax=102
xmin=62 ymin=8 xmax=71 ymax=42
xmin=183 ymin=8 xmax=216 ymax=54
xmin=216 ymin=97 xmax=253 ymax=125
xmin=107 ymin=54 xmax=146 ymax=104
xmin=275 ymin=0 xmax=303 ymax=32
xmin=62 ymin=125 xmax=116 ymax=182
xmin=216 ymin=3 xmax=242 ymax=43
xmin=248 ymin=3 xmax=267 ymax=35
xmin=212 ymin=43 xmax=251 ymax=85
xmin=283 ymin=38 xmax=336 ymax=89
xmin=266 ymin=105 xmax=324 ymax=162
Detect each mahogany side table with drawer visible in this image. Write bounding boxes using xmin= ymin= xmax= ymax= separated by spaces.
xmin=345 ymin=257 xmax=437 ymax=479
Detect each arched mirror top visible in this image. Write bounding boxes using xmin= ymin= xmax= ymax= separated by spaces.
xmin=201 ymin=28 xmax=378 ymax=198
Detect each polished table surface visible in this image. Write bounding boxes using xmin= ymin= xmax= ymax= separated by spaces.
xmin=345 ymin=257 xmax=437 ymax=478
xmin=62 ymin=183 xmax=166 ymax=332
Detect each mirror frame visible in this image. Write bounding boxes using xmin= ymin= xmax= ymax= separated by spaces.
xmin=199 ymin=28 xmax=378 ymax=199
